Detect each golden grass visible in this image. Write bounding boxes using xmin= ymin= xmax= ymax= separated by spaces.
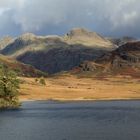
xmin=19 ymin=74 xmax=140 ymax=101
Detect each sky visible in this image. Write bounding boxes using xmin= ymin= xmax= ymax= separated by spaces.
xmin=0 ymin=0 xmax=140 ymax=38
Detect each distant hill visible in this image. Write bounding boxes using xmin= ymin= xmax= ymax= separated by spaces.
xmin=73 ymin=41 xmax=140 ymax=77
xmin=108 ymin=36 xmax=137 ymax=46
xmin=0 ymin=28 xmax=116 ymax=74
xmin=0 ymin=54 xmax=46 ymax=77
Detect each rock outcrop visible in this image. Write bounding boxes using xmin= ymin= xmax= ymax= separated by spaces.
xmin=75 ymin=41 xmax=140 ymax=77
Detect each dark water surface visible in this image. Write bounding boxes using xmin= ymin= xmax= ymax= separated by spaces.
xmin=1 ymin=100 xmax=140 ymax=140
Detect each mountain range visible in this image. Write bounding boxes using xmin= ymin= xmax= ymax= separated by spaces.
xmin=0 ymin=28 xmax=139 ymax=77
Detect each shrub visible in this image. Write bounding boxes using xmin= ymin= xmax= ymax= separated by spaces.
xmin=35 ymin=78 xmax=39 ymax=83
xmin=39 ymin=77 xmax=46 ymax=85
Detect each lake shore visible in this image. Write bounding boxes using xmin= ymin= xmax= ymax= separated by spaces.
xmin=19 ymin=98 xmax=140 ymax=102
xmin=19 ymin=75 xmax=140 ymax=102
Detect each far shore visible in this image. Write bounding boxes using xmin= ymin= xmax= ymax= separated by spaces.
xmin=19 ymin=75 xmax=140 ymax=102
xmin=20 ymin=98 xmax=140 ymax=103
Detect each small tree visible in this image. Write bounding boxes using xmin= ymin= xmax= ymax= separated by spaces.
xmin=39 ymin=77 xmax=46 ymax=85
xmin=35 ymin=78 xmax=39 ymax=83
xmin=0 ymin=66 xmax=20 ymax=108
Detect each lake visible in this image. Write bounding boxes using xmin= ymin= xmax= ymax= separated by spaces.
xmin=0 ymin=100 xmax=140 ymax=140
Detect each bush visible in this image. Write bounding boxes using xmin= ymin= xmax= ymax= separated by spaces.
xmin=39 ymin=77 xmax=46 ymax=85
xmin=35 ymin=78 xmax=39 ymax=83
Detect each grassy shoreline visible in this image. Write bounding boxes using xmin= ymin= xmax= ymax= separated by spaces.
xmin=19 ymin=98 xmax=140 ymax=103
xmin=19 ymin=76 xmax=140 ymax=102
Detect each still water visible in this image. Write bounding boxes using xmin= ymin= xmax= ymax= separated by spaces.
xmin=0 ymin=101 xmax=140 ymax=140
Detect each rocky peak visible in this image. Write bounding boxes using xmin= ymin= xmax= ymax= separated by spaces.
xmin=18 ymin=33 xmax=36 ymax=41
xmin=64 ymin=28 xmax=114 ymax=49
xmin=65 ymin=28 xmax=102 ymax=39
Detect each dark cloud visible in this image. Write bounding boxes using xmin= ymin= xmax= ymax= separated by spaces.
xmin=0 ymin=0 xmax=140 ymax=38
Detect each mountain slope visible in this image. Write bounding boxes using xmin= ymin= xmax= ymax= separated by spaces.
xmin=0 ymin=28 xmax=116 ymax=74
xmin=17 ymin=46 xmax=107 ymax=74
xmin=0 ymin=54 xmax=46 ymax=77
xmin=0 ymin=36 xmax=14 ymax=50
xmin=74 ymin=41 xmax=140 ymax=77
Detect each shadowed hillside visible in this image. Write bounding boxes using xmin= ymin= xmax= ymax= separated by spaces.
xmin=17 ymin=46 xmax=107 ymax=74
xmin=0 ymin=54 xmax=46 ymax=77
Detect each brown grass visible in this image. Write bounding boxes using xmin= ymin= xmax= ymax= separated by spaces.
xmin=19 ymin=74 xmax=140 ymax=101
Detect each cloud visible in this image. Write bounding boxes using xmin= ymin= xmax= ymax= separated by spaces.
xmin=0 ymin=0 xmax=140 ymax=38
